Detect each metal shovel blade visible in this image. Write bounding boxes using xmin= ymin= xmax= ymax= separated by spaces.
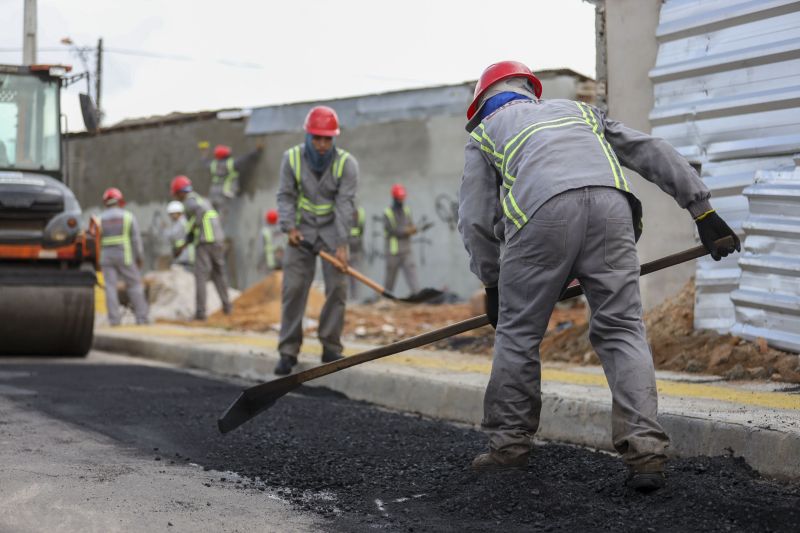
xmin=394 ymin=287 xmax=446 ymax=303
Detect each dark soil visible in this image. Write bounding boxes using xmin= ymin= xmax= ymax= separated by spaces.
xmin=4 ymin=362 xmax=799 ymax=532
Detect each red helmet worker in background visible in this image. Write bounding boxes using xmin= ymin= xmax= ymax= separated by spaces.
xmin=265 ymin=209 xmax=279 ymax=225
xmin=274 ymin=104 xmax=358 ymax=376
xmin=103 ymin=187 xmax=124 ymax=207
xmin=214 ymin=145 xmax=232 ymax=160
xmin=390 ymin=183 xmax=406 ymax=202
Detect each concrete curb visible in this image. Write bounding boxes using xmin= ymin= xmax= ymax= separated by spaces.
xmin=94 ymin=332 xmax=800 ymax=480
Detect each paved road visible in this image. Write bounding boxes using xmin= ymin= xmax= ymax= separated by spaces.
xmin=1 ymin=351 xmax=798 ymax=532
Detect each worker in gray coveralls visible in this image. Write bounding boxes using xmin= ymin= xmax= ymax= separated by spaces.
xmin=383 ymin=183 xmax=420 ymax=295
xmin=348 ymin=205 xmax=366 ymax=299
xmin=170 ymin=175 xmax=232 ymax=321
xmin=99 ymin=187 xmax=149 ymax=325
xmin=200 ymin=142 xmax=263 ymax=222
xmin=275 ymin=105 xmax=358 ymax=375
xmin=458 ymin=61 xmax=739 ymax=492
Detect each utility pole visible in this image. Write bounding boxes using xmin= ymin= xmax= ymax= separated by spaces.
xmin=22 ymin=0 xmax=37 ymax=65
xmin=95 ymin=37 xmax=103 ymax=123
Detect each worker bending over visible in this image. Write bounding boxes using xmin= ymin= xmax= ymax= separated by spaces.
xmin=383 ymin=184 xmax=420 ymax=294
xmin=166 ymin=200 xmax=193 ymax=269
xmin=275 ymin=105 xmax=358 ymax=375
xmin=100 ymin=187 xmax=149 ymax=325
xmin=348 ymin=205 xmax=366 ymax=299
xmin=458 ymin=61 xmax=739 ymax=492
xmin=170 ymin=175 xmax=232 ymax=320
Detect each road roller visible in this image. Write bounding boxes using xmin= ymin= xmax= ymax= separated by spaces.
xmin=0 ymin=63 xmax=99 ymax=356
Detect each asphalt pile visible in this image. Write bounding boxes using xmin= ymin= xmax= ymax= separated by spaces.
xmin=543 ymin=280 xmax=800 ymax=383
xmin=12 ymin=363 xmax=800 ymax=533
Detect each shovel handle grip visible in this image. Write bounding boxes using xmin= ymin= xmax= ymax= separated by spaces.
xmin=317 ymin=249 xmax=387 ymax=295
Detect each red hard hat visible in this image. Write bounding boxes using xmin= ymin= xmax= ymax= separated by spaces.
xmin=265 ymin=209 xmax=279 ymax=225
xmin=170 ymin=175 xmax=193 ymax=196
xmin=391 ymin=183 xmax=407 ymax=201
xmin=214 ymin=145 xmax=231 ymax=159
xmin=304 ymin=106 xmax=340 ymax=136
xmin=467 ymin=61 xmax=543 ymax=120
xmin=103 ymin=187 xmax=124 ymax=206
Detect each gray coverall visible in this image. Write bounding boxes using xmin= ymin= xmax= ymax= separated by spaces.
xmin=100 ymin=206 xmax=149 ymax=325
xmin=277 ymin=143 xmax=358 ymax=359
xmin=458 ymin=98 xmax=713 ymax=470
xmin=182 ymin=191 xmax=231 ymax=319
xmin=383 ymin=204 xmax=420 ymax=294
xmin=348 ymin=206 xmax=366 ymax=299
xmin=206 ymin=149 xmax=261 ymax=221
xmin=167 ymin=214 xmax=194 ymax=268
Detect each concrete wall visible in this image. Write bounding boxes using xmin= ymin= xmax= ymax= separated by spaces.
xmin=69 ymin=73 xmax=591 ymax=298
xmin=604 ymin=0 xmax=697 ymax=309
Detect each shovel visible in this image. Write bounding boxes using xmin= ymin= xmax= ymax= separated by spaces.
xmin=299 ymin=240 xmax=444 ymax=304
xmin=218 ymin=236 xmax=735 ymax=433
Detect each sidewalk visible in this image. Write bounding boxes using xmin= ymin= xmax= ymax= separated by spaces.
xmin=94 ymin=324 xmax=800 ymax=480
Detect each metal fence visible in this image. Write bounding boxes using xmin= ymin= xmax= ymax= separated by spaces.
xmin=650 ymin=0 xmax=800 ymax=332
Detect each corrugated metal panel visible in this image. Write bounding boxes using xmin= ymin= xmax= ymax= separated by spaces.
xmin=245 ymin=84 xmax=473 ymax=136
xmin=730 ymin=166 xmax=800 ymax=352
xmin=650 ymin=0 xmax=800 ymax=331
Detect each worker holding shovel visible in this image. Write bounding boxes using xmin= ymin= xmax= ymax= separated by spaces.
xmin=275 ymin=106 xmax=359 ymax=375
xmin=458 ymin=61 xmax=739 ymax=491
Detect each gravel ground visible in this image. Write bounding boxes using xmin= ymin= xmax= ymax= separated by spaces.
xmin=4 ymin=362 xmax=799 ymax=532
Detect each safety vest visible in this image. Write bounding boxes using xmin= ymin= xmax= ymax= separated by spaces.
xmin=210 ymin=157 xmax=239 ymax=196
xmin=185 ymin=192 xmax=220 ymax=243
xmin=173 ymin=221 xmax=195 ymax=265
xmin=350 ymin=206 xmax=366 ymax=237
xmin=288 ymin=144 xmax=350 ymax=224
xmin=384 ymin=205 xmax=411 ymax=256
xmin=101 ymin=210 xmax=134 ymax=265
xmin=262 ymin=227 xmax=275 ymax=269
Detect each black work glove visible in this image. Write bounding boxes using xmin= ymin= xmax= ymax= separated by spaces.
xmin=485 ymin=286 xmax=499 ymax=329
xmin=695 ymin=211 xmax=740 ymax=261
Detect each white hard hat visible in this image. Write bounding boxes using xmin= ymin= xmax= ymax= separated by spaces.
xmin=167 ymin=201 xmax=184 ymax=214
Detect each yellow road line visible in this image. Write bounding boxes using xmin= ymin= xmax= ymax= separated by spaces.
xmin=106 ymin=326 xmax=800 ymax=411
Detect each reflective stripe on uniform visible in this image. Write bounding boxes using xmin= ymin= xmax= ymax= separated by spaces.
xmin=186 ymin=193 xmax=219 ymax=243
xmin=384 ymin=206 xmax=411 ymax=256
xmin=210 ymin=157 xmax=240 ymax=196
xmin=262 ymin=227 xmax=275 ymax=269
xmin=101 ymin=211 xmax=134 ymax=265
xmin=576 ymin=102 xmax=630 ymax=192
xmin=350 ymin=206 xmax=365 ymax=237
xmin=290 ymin=145 xmax=348 ymax=223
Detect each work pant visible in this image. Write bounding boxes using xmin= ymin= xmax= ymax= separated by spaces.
xmin=278 ymin=242 xmax=347 ymax=358
xmin=102 ymin=262 xmax=148 ymax=325
xmin=195 ymin=242 xmax=231 ymax=319
xmin=384 ymin=250 xmax=419 ymax=294
xmin=348 ymin=249 xmax=363 ymax=300
xmin=485 ymin=187 xmax=669 ymax=470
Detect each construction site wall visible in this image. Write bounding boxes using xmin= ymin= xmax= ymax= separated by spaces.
xmin=66 ymin=72 xmax=634 ymax=302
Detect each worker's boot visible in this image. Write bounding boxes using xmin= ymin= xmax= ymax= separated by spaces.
xmin=321 ymin=350 xmax=344 ymax=363
xmin=470 ymin=449 xmax=530 ymax=471
xmin=222 ymin=303 xmax=232 ymax=316
xmin=626 ymin=466 xmax=666 ymax=493
xmin=274 ymin=355 xmax=297 ymax=376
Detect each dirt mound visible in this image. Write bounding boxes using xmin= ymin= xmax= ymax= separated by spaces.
xmin=144 ymin=266 xmax=240 ymax=321
xmin=542 ymin=280 xmax=800 ymax=383
xmin=205 ymin=271 xmax=325 ymax=330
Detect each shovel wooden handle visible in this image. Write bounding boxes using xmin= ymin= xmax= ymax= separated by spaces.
xmin=317 ymin=249 xmax=388 ymax=296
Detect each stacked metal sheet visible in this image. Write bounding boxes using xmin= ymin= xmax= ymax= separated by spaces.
xmin=730 ymin=164 xmax=800 ymax=352
xmin=650 ymin=0 xmax=800 ymax=332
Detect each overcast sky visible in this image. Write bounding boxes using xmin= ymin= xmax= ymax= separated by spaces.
xmin=1 ymin=0 xmax=596 ymax=129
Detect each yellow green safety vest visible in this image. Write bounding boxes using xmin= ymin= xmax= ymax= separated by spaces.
xmin=100 ymin=210 xmax=134 ymax=265
xmin=350 ymin=206 xmax=366 ymax=237
xmin=384 ymin=205 xmax=411 ymax=256
xmin=185 ymin=192 xmax=220 ymax=243
xmin=262 ymin=227 xmax=275 ymax=269
xmin=288 ymin=145 xmax=350 ymax=224
xmin=210 ymin=157 xmax=239 ymax=196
